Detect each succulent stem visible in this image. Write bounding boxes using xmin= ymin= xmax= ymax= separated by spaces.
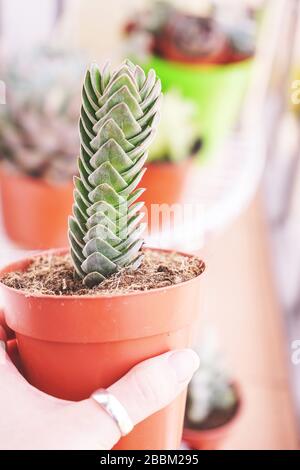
xmin=69 ymin=60 xmax=161 ymax=286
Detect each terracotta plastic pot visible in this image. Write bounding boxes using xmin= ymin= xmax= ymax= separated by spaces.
xmin=141 ymin=160 xmax=192 ymax=234
xmin=183 ymin=384 xmax=242 ymax=450
xmin=0 ymin=248 xmax=205 ymax=450
xmin=0 ymin=164 xmax=73 ymax=250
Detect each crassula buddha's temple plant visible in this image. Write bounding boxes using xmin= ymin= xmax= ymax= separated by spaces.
xmin=0 ymin=60 xmax=205 ymax=450
xmin=69 ymin=59 xmax=161 ymax=286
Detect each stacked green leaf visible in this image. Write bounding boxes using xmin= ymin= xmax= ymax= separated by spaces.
xmin=69 ymin=60 xmax=162 ymax=286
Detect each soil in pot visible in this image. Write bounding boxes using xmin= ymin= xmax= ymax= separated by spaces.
xmin=185 ymin=394 xmax=239 ymax=431
xmin=0 ymin=248 xmax=205 ymax=450
xmin=1 ymin=249 xmax=203 ymax=296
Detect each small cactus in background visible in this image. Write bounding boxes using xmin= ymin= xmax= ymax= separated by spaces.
xmin=148 ymin=89 xmax=199 ymax=163
xmin=0 ymin=46 xmax=85 ymax=182
xmin=69 ymin=60 xmax=162 ymax=286
xmin=187 ymin=330 xmax=237 ymax=424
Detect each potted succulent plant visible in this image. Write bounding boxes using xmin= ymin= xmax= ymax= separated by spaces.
xmin=183 ymin=332 xmax=242 ymax=450
xmin=0 ymin=60 xmax=205 ymax=450
xmin=125 ymin=0 xmax=256 ymax=157
xmin=139 ymin=89 xmax=201 ymax=232
xmin=0 ymin=46 xmax=85 ymax=249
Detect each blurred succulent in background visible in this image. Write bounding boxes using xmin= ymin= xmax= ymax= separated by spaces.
xmin=0 ymin=46 xmax=86 ymax=183
xmin=216 ymin=2 xmax=257 ymax=60
xmin=69 ymin=60 xmax=161 ymax=286
xmin=125 ymin=0 xmax=256 ymax=64
xmin=148 ymin=89 xmax=200 ymax=163
xmin=187 ymin=329 xmax=237 ymax=425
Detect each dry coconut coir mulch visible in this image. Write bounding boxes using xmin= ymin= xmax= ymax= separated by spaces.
xmin=1 ymin=250 xmax=205 ymax=296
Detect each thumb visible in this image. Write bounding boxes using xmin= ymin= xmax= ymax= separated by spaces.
xmin=68 ymin=349 xmax=199 ymax=449
xmin=109 ymin=349 xmax=200 ymax=425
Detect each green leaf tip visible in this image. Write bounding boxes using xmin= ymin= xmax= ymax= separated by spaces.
xmin=69 ymin=60 xmax=162 ymax=287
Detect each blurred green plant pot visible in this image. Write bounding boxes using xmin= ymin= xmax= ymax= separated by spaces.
xmin=183 ymin=382 xmax=242 ymax=450
xmin=141 ymin=56 xmax=253 ymax=158
xmin=0 ymin=163 xmax=73 ymax=250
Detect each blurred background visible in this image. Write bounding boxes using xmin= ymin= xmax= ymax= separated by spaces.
xmin=0 ymin=0 xmax=299 ymax=450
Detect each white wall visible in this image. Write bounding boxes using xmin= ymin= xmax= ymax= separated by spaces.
xmin=1 ymin=0 xmax=59 ymax=55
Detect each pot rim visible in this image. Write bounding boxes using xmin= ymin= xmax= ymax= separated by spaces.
xmin=0 ymin=246 xmax=205 ymax=301
xmin=183 ymin=382 xmax=243 ymax=439
xmin=150 ymin=54 xmax=254 ymax=71
xmin=0 ymin=161 xmax=73 ymax=189
xmin=146 ymin=157 xmax=195 ymax=168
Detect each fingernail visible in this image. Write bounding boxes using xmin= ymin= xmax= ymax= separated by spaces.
xmin=168 ymin=349 xmax=200 ymax=383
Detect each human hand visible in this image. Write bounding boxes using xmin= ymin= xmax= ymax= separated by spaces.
xmin=0 ymin=314 xmax=199 ymax=450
